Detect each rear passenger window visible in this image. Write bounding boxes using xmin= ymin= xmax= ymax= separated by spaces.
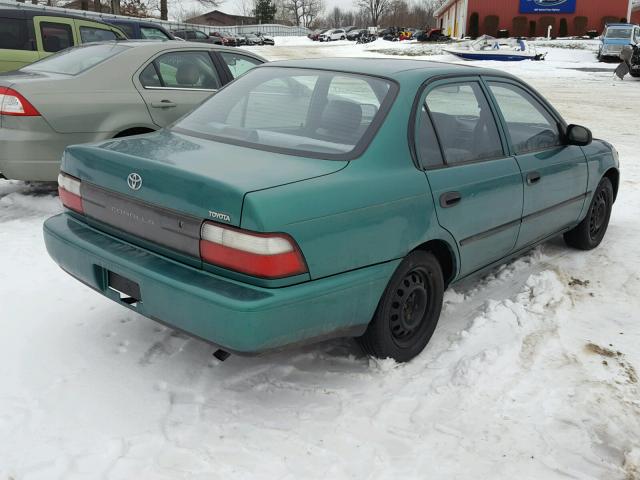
xmin=80 ymin=27 xmax=117 ymax=43
xmin=0 ymin=18 xmax=33 ymax=51
xmin=425 ymin=82 xmax=503 ymax=165
xmin=220 ymin=52 xmax=261 ymax=78
xmin=415 ymin=105 xmax=444 ymax=168
xmin=147 ymin=51 xmax=221 ymax=90
xmin=40 ymin=22 xmax=73 ymax=53
xmin=488 ymin=82 xmax=561 ymax=154
xmin=139 ymin=63 xmax=161 ymax=87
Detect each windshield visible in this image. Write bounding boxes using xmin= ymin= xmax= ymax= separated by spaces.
xmin=23 ymin=43 xmax=128 ymax=75
xmin=174 ymin=67 xmax=396 ymax=159
xmin=606 ymin=27 xmax=632 ymax=39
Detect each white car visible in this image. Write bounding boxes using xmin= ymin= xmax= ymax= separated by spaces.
xmin=320 ymin=29 xmax=346 ymax=42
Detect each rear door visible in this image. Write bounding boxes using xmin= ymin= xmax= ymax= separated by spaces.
xmin=33 ymin=16 xmax=76 ymax=56
xmin=0 ymin=15 xmax=39 ymax=72
xmin=134 ymin=49 xmax=222 ymax=127
xmin=417 ymin=78 xmax=524 ymax=276
xmin=484 ymin=78 xmax=588 ymax=249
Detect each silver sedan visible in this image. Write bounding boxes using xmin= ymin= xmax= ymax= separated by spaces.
xmin=0 ymin=40 xmax=265 ymax=181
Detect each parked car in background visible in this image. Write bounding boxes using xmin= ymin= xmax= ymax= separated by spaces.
xmin=44 ymin=59 xmax=618 ymax=363
xmin=598 ymin=23 xmax=640 ymax=61
xmin=103 ymin=18 xmax=175 ymax=40
xmin=243 ymin=33 xmax=263 ymax=45
xmin=347 ymin=28 xmax=367 ymax=40
xmin=0 ymin=8 xmax=126 ymax=72
xmin=253 ymin=32 xmax=275 ymax=45
xmin=210 ymin=31 xmax=238 ymax=46
xmin=0 ymin=41 xmax=265 ymax=181
xmin=415 ymin=28 xmax=450 ymax=42
xmin=308 ymin=29 xmax=328 ymax=41
xmin=320 ymin=29 xmax=347 ymax=41
xmin=172 ymin=29 xmax=222 ymax=45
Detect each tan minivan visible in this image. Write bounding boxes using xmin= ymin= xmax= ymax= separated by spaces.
xmin=0 ymin=8 xmax=126 ymax=72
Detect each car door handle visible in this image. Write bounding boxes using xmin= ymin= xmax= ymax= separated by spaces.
xmin=151 ymin=100 xmax=177 ymax=109
xmin=440 ymin=191 xmax=462 ymax=208
xmin=527 ymin=172 xmax=542 ymax=185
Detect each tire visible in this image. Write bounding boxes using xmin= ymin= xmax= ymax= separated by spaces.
xmin=358 ymin=251 xmax=444 ymax=362
xmin=564 ymin=177 xmax=613 ymax=250
xmin=341 ymin=36 xmax=346 ymax=40
xmin=630 ymin=70 xmax=640 ymax=78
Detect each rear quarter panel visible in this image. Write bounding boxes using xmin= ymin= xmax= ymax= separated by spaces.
xmin=240 ymin=90 xmax=459 ymax=281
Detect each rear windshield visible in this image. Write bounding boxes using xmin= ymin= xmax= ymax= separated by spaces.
xmin=23 ymin=43 xmax=128 ymax=75
xmin=174 ymin=67 xmax=396 ymax=159
xmin=606 ymin=27 xmax=632 ymax=39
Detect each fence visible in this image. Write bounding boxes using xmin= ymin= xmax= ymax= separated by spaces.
xmin=0 ymin=0 xmax=311 ymax=37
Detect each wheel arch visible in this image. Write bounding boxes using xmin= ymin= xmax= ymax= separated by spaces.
xmin=413 ymin=239 xmax=458 ymax=288
xmin=603 ymin=167 xmax=619 ymax=202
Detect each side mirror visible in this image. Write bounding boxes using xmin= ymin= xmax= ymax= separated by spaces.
xmin=566 ymin=124 xmax=592 ymax=146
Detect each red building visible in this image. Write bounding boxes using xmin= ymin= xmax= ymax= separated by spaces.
xmin=435 ymin=0 xmax=635 ymax=38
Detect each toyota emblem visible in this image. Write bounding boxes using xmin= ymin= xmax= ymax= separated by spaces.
xmin=127 ymin=173 xmax=142 ymax=191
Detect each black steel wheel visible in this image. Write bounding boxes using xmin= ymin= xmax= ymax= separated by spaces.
xmin=358 ymin=251 xmax=444 ymax=362
xmin=564 ymin=176 xmax=614 ymax=250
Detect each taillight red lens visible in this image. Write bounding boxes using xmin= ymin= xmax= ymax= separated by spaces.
xmin=0 ymin=87 xmax=40 ymax=116
xmin=58 ymin=173 xmax=83 ymax=214
xmin=200 ymin=222 xmax=308 ymax=279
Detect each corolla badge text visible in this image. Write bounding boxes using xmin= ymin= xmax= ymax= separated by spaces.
xmin=127 ymin=173 xmax=142 ymax=191
xmin=209 ymin=211 xmax=231 ymax=222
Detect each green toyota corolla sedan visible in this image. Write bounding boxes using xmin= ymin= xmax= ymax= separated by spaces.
xmin=43 ymin=59 xmax=620 ymax=362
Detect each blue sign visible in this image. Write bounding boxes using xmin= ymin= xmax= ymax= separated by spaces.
xmin=520 ymin=0 xmax=577 ymax=14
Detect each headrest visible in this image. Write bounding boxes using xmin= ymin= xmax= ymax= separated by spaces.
xmin=319 ymin=100 xmax=363 ymax=138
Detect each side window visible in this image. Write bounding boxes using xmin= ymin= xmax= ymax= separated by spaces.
xmin=40 ymin=22 xmax=73 ymax=53
xmin=150 ymin=51 xmax=221 ymax=90
xmin=415 ymin=105 xmax=444 ymax=168
xmin=425 ymin=82 xmax=503 ymax=165
xmin=115 ymin=23 xmax=135 ymax=38
xmin=488 ymin=82 xmax=561 ymax=155
xmin=139 ymin=63 xmax=161 ymax=87
xmin=0 ymin=18 xmax=33 ymax=51
xmin=140 ymin=27 xmax=170 ymax=40
xmin=219 ymin=52 xmax=261 ymax=79
xmin=194 ymin=31 xmax=209 ymax=40
xmin=79 ymin=26 xmax=117 ymax=43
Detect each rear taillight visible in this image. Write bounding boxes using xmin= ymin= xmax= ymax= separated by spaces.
xmin=58 ymin=172 xmax=83 ymax=214
xmin=200 ymin=222 xmax=308 ymax=279
xmin=0 ymin=87 xmax=40 ymax=116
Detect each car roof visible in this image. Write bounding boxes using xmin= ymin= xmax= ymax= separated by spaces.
xmin=261 ymin=57 xmax=490 ymax=79
xmin=83 ymin=40 xmax=266 ymax=60
xmin=0 ymin=7 xmax=119 ymax=25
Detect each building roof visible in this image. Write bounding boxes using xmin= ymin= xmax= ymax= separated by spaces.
xmin=186 ymin=9 xmax=255 ymax=26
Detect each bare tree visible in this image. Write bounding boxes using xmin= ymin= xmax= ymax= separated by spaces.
xmin=331 ymin=6 xmax=341 ymax=27
xmin=355 ymin=0 xmax=390 ymax=27
xmin=286 ymin=0 xmax=324 ymax=27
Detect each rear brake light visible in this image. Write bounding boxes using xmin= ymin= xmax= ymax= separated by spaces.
xmin=200 ymin=222 xmax=308 ymax=279
xmin=58 ymin=172 xmax=83 ymax=214
xmin=0 ymin=87 xmax=40 ymax=116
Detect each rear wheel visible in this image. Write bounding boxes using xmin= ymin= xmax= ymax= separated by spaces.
xmin=358 ymin=251 xmax=444 ymax=362
xmin=564 ymin=177 xmax=613 ymax=250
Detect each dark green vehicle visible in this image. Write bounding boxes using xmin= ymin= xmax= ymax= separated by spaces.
xmin=0 ymin=8 xmax=126 ymax=72
xmin=43 ymin=59 xmax=619 ymax=362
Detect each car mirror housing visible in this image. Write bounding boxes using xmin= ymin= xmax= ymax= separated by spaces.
xmin=566 ymin=124 xmax=592 ymax=146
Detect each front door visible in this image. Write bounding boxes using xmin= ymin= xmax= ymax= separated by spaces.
xmin=417 ymin=79 xmax=524 ymax=276
xmin=134 ymin=50 xmax=222 ymax=127
xmin=485 ymin=79 xmax=588 ymax=249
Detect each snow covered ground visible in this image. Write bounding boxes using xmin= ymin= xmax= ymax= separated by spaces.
xmin=1 ymin=40 xmax=639 ymax=480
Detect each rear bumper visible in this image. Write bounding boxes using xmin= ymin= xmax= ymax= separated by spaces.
xmin=43 ymin=213 xmax=398 ymax=354
xmin=0 ymin=117 xmax=103 ymax=181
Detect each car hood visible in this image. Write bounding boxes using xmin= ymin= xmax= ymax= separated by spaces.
xmin=62 ymin=129 xmax=348 ymax=227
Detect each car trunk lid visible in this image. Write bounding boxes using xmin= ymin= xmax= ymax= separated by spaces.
xmin=62 ymin=130 xmax=347 ymax=261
